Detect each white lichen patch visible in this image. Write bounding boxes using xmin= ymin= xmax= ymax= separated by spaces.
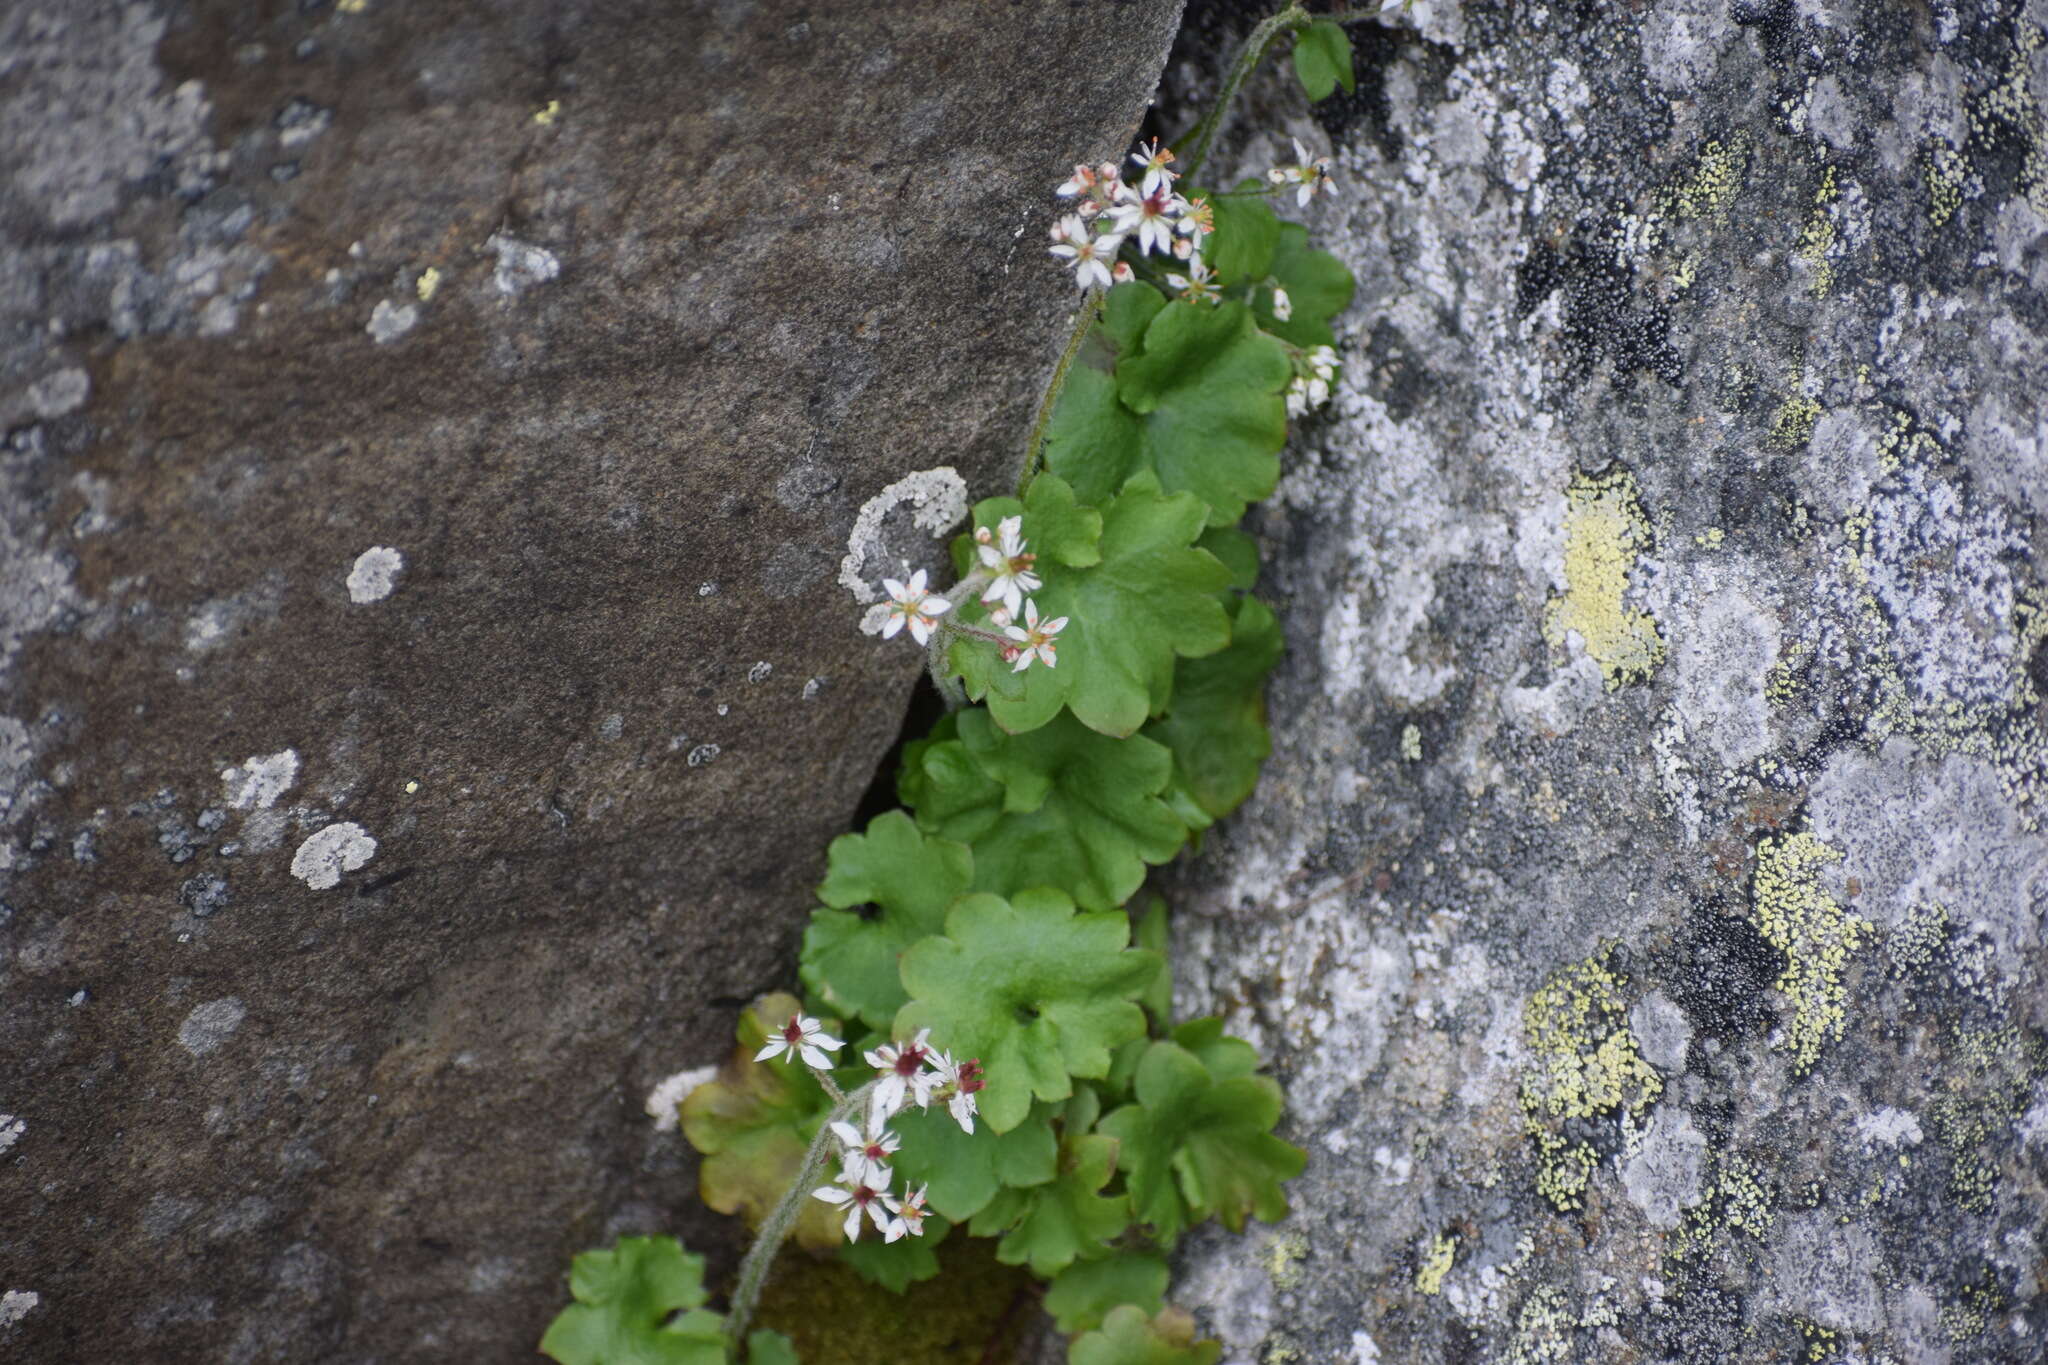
xmin=220 ymin=749 xmax=298 ymax=810
xmin=177 ymin=997 xmax=246 ymax=1056
xmin=346 ymin=546 xmax=405 ymax=603
xmin=1621 ymin=1108 xmax=1708 ymax=1228
xmin=836 ymin=466 xmax=969 ymax=603
xmin=487 ymin=233 xmax=561 ymax=295
xmin=291 ymin=821 xmax=376 ymax=890
xmin=0 ymin=1114 xmax=24 ymax=1154
xmin=1855 ymin=1106 xmax=1925 ymax=1149
xmin=645 ymin=1064 xmax=717 ymax=1132
xmin=366 ymin=299 xmax=418 ymax=343
xmin=0 ymin=1290 xmax=37 ymax=1327
xmin=27 ymin=367 xmax=89 ymax=419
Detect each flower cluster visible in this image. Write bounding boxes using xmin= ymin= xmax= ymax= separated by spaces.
xmin=976 ymin=516 xmax=1067 ymax=672
xmin=1286 ymin=344 xmax=1340 ymax=418
xmin=1049 ymin=138 xmax=1214 ymax=291
xmin=759 ymin=1014 xmax=986 ymax=1244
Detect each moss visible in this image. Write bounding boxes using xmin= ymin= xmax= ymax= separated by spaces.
xmin=1542 ymin=468 xmax=1666 ymax=690
xmin=1414 ymin=1232 xmax=1457 ymax=1295
xmin=1750 ymin=833 xmax=1870 ymax=1075
xmin=1519 ymin=943 xmax=1663 ymax=1211
xmin=753 ymin=1232 xmax=1037 ymax=1363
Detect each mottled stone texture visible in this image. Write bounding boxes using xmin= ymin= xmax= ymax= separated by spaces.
xmin=0 ymin=1 xmax=1181 ymax=1357
xmin=1161 ymin=2 xmax=2048 ymax=1362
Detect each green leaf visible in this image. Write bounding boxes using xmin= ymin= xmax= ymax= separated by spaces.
xmin=904 ymin=708 xmax=1189 ymax=912
xmin=966 ymin=473 xmax=1103 ymax=570
xmin=968 ymin=1133 xmax=1130 ymax=1276
xmin=1170 ymin=1016 xmax=1261 ymax=1080
xmin=1144 ymin=596 xmax=1282 ymax=824
xmin=840 ymin=1216 xmax=951 ymax=1293
xmin=1292 ymin=20 xmax=1355 ymax=101
xmin=1200 ymin=192 xmax=1280 ymax=288
xmin=539 ymin=1236 xmax=727 ymax=1365
xmin=950 ymin=475 xmax=1234 ymax=737
xmin=886 ymin=1100 xmax=1059 ymax=1222
xmin=1068 ymin=1306 xmax=1223 ymax=1365
xmin=896 ymin=887 xmax=1159 ymax=1132
xmin=1097 ymin=1038 xmax=1305 ymax=1243
xmin=1101 ymin=282 xmax=1169 ymax=356
xmin=1044 ymin=1253 xmax=1171 ymax=1334
xmin=745 ymin=1332 xmax=799 ymax=1365
xmin=800 ymin=812 xmax=973 ymax=1029
xmin=1046 ymin=304 xmax=1290 ymax=529
xmin=1259 ymin=223 xmax=1356 ymax=348
xmin=1196 ymin=526 xmax=1260 ymax=592
xmin=1133 ymin=897 xmax=1172 ymax=1028
xmin=679 ymin=994 xmax=843 ymax=1251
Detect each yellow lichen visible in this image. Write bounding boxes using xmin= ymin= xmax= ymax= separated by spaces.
xmin=1796 ymin=167 xmax=1840 ymax=298
xmin=1771 ymin=393 xmax=1823 ymax=450
xmin=1415 ymin=1232 xmax=1457 ymax=1294
xmin=533 ymin=99 xmax=562 ymax=127
xmin=1765 ymin=638 xmax=1811 ymax=705
xmin=1542 ymin=468 xmax=1666 ymax=689
xmin=1261 ymin=1232 xmax=1307 ymax=1290
xmin=1519 ymin=943 xmax=1663 ymax=1211
xmin=1400 ymin=723 xmax=1422 ymax=761
xmin=1659 ymin=135 xmax=1752 ymax=223
xmin=1750 ymin=833 xmax=1870 ymax=1074
xmin=1925 ymin=144 xmax=1968 ymax=228
xmin=415 ymin=266 xmax=442 ymax=302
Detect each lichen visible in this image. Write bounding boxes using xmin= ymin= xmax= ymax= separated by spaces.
xmin=1750 ymin=833 xmax=1869 ymax=1075
xmin=1414 ymin=1233 xmax=1456 ymax=1295
xmin=1658 ymin=135 xmax=1752 ymax=223
xmin=1519 ymin=943 xmax=1663 ymax=1211
xmin=1771 ymin=393 xmax=1823 ymax=450
xmin=1795 ymin=167 xmax=1839 ymax=298
xmin=1261 ymin=1231 xmax=1307 ymax=1290
xmin=1541 ymin=468 xmax=1666 ymax=689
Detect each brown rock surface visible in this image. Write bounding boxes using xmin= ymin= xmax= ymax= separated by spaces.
xmin=0 ymin=1 xmax=1184 ymax=1357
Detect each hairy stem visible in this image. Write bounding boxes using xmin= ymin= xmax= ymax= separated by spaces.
xmin=1019 ymin=287 xmax=1104 ymax=495
xmin=724 ymin=1080 xmax=875 ymax=1351
xmin=1178 ymin=4 xmax=1309 ymax=185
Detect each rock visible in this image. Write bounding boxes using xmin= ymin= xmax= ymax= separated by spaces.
xmin=1160 ymin=2 xmax=2048 ymax=1362
xmin=0 ymin=0 xmax=1184 ymax=1357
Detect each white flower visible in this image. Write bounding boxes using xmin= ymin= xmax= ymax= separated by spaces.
xmin=1049 ymin=216 xmax=1125 ymax=289
xmin=1271 ymin=286 xmax=1293 ymax=321
xmin=865 ymin=1029 xmax=940 ymax=1117
xmin=1112 ymin=261 xmax=1134 ymax=284
xmin=811 ymin=1155 xmax=898 ymax=1243
xmin=1177 ymin=195 xmax=1214 ymax=242
xmin=1164 ymin=256 xmax=1220 ymax=305
xmin=977 ymin=515 xmax=1042 ymax=616
xmin=930 ymin=1051 xmax=985 ymax=1134
xmin=881 ymin=569 xmax=951 ymax=646
xmin=755 ymin=1013 xmax=844 ymax=1071
xmin=1129 ymin=137 xmax=1178 ymax=195
xmin=1266 ymin=137 xmax=1336 ymax=208
xmin=1055 ymin=163 xmax=1097 ymax=198
xmin=1110 ymin=184 xmax=1183 ymax=258
xmin=830 ymin=1101 xmax=902 ymax=1189
xmin=1004 ymin=599 xmax=1068 ymax=672
xmin=894 ymin=1183 xmax=931 ymax=1238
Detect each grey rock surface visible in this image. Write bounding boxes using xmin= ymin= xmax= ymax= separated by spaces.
xmin=0 ymin=1 xmax=1183 ymax=1358
xmin=1161 ymin=2 xmax=2048 ymax=1361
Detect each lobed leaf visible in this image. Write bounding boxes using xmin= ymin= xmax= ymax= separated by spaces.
xmin=1045 ymin=303 xmax=1291 ymax=529
xmin=1144 ymin=596 xmax=1282 ymax=827
xmin=950 ymin=474 xmax=1233 ymax=737
xmin=1043 ymin=1252 xmax=1172 ymax=1334
xmin=968 ymin=1133 xmax=1130 ymax=1276
xmin=1199 ymin=192 xmax=1280 ymax=288
xmin=539 ymin=1236 xmax=726 ymax=1365
xmin=1257 ymin=223 xmax=1355 ymax=348
xmin=1068 ymin=1306 xmax=1223 ymax=1365
xmin=678 ymin=994 xmax=842 ymax=1251
xmin=895 ymin=887 xmax=1159 ymax=1132
xmin=1096 ymin=1035 xmax=1305 ymax=1244
xmin=885 ymin=1100 xmax=1060 ymax=1222
xmin=799 ymin=812 xmax=973 ymax=1029
xmin=1291 ymin=20 xmax=1355 ymax=101
xmin=839 ymin=1216 xmax=951 ymax=1293
xmin=903 ymin=708 xmax=1189 ymax=912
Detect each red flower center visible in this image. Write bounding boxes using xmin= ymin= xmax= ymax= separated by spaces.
xmin=893 ymin=1046 xmax=928 ymax=1076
